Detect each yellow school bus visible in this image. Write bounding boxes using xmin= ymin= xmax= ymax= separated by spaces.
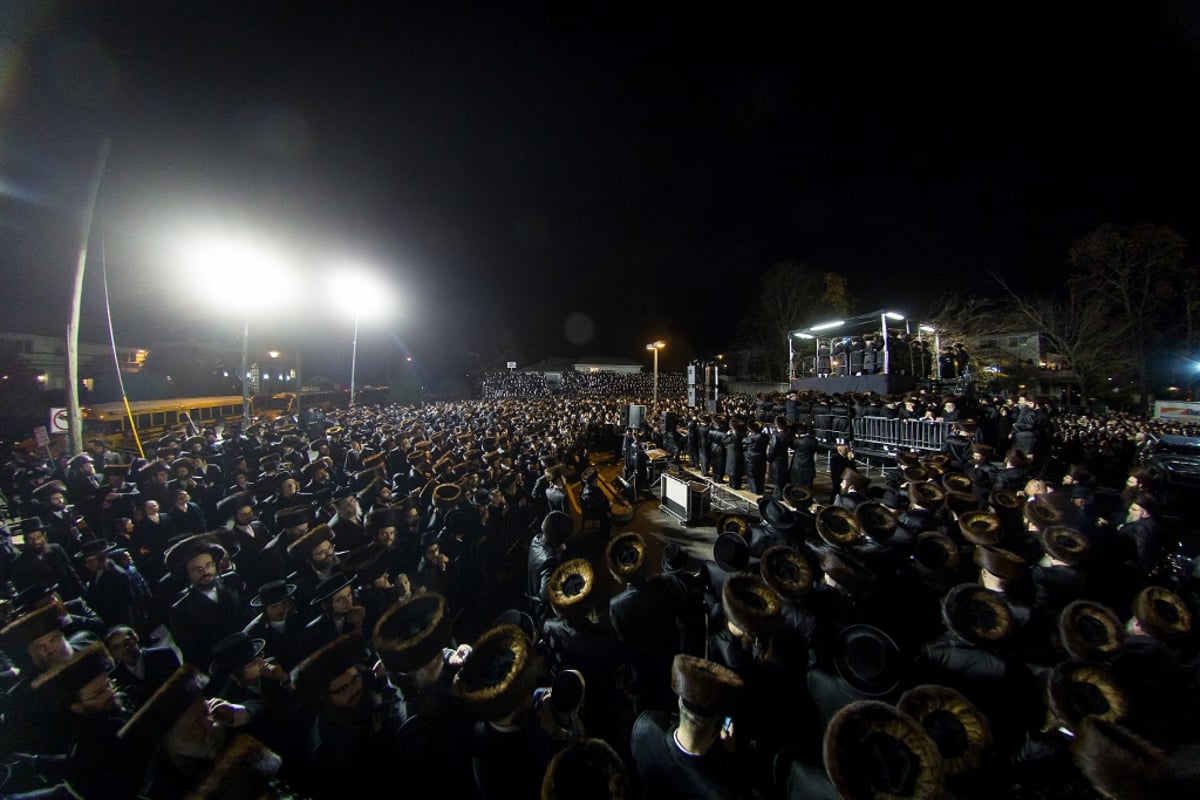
xmin=81 ymin=395 xmax=259 ymax=450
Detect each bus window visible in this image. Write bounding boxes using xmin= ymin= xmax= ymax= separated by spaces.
xmin=152 ymin=412 xmax=165 ymax=427
xmin=165 ymin=412 xmax=177 ymax=426
xmin=197 ymin=407 xmax=212 ymax=421
xmin=137 ymin=413 xmax=152 ymax=429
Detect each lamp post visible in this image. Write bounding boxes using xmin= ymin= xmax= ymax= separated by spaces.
xmin=646 ymin=340 xmax=665 ymax=405
xmin=181 ymin=232 xmax=292 ymax=427
xmin=328 ymin=267 xmax=391 ymax=407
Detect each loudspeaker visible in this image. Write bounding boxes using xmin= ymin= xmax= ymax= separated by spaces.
xmin=687 ymin=364 xmax=699 ymax=385
xmin=687 ymin=387 xmax=699 ymax=407
xmin=625 ymin=404 xmax=646 ymax=429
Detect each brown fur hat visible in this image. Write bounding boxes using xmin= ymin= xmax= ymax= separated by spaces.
xmin=1059 ymin=601 xmax=1125 ymax=663
xmin=454 ymin=624 xmax=539 ymax=721
xmin=902 ymin=465 xmax=932 ymax=484
xmin=605 ymin=532 xmax=646 ymax=582
xmin=941 ymin=472 xmax=973 ymax=494
xmin=291 ymin=631 xmax=365 ymax=703
xmin=1040 ymin=525 xmax=1089 ymax=565
xmin=823 ymin=700 xmax=946 ymax=800
xmin=1047 ymin=659 xmax=1128 ymax=731
xmin=1132 ymin=586 xmax=1192 ymax=641
xmin=943 ymin=491 xmax=978 ymax=517
xmin=285 ymin=523 xmax=333 ymax=564
xmin=546 ymin=558 xmax=596 ymax=620
xmin=30 ymin=641 xmax=115 ymax=709
xmin=759 ymin=546 xmax=813 ymax=602
xmin=722 ymin=572 xmax=782 ymax=637
xmin=0 ymin=600 xmax=67 ymax=663
xmin=855 ymin=502 xmax=899 ymax=543
xmin=896 ymin=451 xmax=922 ymax=468
xmin=972 ymin=546 xmax=1026 ymax=581
xmin=816 ymin=505 xmax=863 ymax=549
xmin=187 ymin=733 xmax=282 ymax=800
xmin=909 ymin=481 xmax=946 ymax=510
xmin=670 ymin=654 xmax=744 ymax=717
xmin=1023 ymin=496 xmax=1061 ymax=530
xmin=717 ymin=513 xmax=752 ymax=538
xmin=365 ymin=506 xmax=403 ymax=533
xmin=898 ymin=684 xmax=993 ymax=778
xmin=373 ymin=593 xmax=451 ymax=674
xmin=781 ymin=483 xmax=813 ymax=510
xmin=942 ymin=584 xmax=1014 ymax=646
xmin=987 ymin=489 xmax=1020 ymax=515
xmin=1071 ymin=719 xmax=1171 ymax=799
xmin=820 ymin=550 xmax=877 ymax=596
xmin=118 ymin=664 xmax=209 ymax=740
xmin=957 ymin=511 xmax=1002 ymax=546
xmin=540 ymin=737 xmax=631 ymax=800
xmin=432 ymin=483 xmax=462 ymax=509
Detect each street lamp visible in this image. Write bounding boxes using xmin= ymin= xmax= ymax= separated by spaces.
xmin=327 ymin=267 xmax=391 ymax=406
xmin=181 ymin=233 xmax=293 ymax=426
xmin=646 ymin=340 xmax=665 ymax=404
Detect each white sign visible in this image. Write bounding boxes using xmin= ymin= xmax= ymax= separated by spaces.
xmin=34 ymin=426 xmax=51 ymax=448
xmin=1154 ymin=400 xmax=1200 ymax=423
xmin=507 ymin=361 xmax=517 ymax=370
xmin=49 ymin=408 xmax=69 ymax=433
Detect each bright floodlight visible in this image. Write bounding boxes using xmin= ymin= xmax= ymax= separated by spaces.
xmin=919 ymin=325 xmax=936 ymax=332
xmin=646 ymin=340 xmax=665 ymax=351
xmin=181 ymin=233 xmax=293 ymax=310
xmin=794 ymin=332 xmax=815 ymax=339
xmin=326 ymin=267 xmax=392 ymax=321
xmin=885 ymin=311 xmax=905 ymax=320
xmin=810 ymin=320 xmax=844 ymax=331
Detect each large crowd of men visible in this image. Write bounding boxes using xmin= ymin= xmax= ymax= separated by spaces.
xmin=0 ymin=378 xmax=1198 ymax=798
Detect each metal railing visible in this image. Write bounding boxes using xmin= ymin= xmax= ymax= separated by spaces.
xmin=850 ymin=417 xmax=956 ymax=456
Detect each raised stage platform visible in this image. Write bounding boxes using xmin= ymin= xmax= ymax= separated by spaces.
xmin=790 ymin=373 xmax=916 ymax=395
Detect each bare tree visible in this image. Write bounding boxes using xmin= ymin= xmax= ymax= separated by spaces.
xmin=733 ymin=260 xmax=854 ymax=381
xmin=1067 ymin=224 xmax=1187 ymax=414
xmin=994 ymin=275 xmax=1133 ymax=406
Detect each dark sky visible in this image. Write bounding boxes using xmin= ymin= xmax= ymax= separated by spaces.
xmin=3 ymin=2 xmax=1200 ymax=386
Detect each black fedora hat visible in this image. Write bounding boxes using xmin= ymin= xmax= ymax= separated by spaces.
xmin=756 ymin=498 xmax=798 ymax=533
xmin=249 ymin=580 xmax=296 ymax=608
xmin=310 ymin=572 xmax=356 ymax=606
xmin=712 ymin=532 xmax=751 ymax=573
xmin=209 ymin=632 xmax=266 ymax=677
xmin=833 ymin=624 xmax=903 ymax=697
xmin=74 ymin=539 xmax=116 ymax=562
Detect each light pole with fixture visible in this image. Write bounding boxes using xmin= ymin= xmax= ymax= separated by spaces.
xmin=646 ymin=340 xmax=665 ymax=404
xmin=328 ymin=267 xmax=391 ymax=407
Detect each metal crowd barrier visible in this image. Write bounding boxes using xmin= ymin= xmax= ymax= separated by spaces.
xmin=850 ymin=417 xmax=955 ymax=457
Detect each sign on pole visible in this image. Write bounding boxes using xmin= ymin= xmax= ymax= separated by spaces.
xmin=34 ymin=426 xmax=51 ymax=452
xmin=49 ymin=408 xmax=70 ymax=434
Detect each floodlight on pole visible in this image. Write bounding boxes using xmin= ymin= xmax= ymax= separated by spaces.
xmin=646 ymin=340 xmax=665 ymax=404
xmin=809 ymin=320 xmax=844 ymax=331
xmin=326 ymin=267 xmax=392 ymax=406
xmin=885 ymin=311 xmax=905 ymax=320
xmin=181 ymin=232 xmax=293 ymax=426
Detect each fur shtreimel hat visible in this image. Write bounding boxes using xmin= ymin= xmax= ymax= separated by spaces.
xmin=670 ymin=654 xmax=744 ymax=717
xmin=721 ymin=572 xmax=782 ymax=638
xmin=912 ymin=532 xmax=959 ymax=576
xmin=855 ymin=502 xmax=899 ymax=543
xmin=1133 ymin=586 xmax=1192 ymax=642
xmin=1072 ymin=719 xmax=1172 ymax=799
xmin=908 ymin=481 xmax=946 ymax=510
xmin=188 ymin=734 xmax=282 ymax=800
xmin=118 ymin=665 xmax=208 ymax=740
xmin=824 ymin=700 xmax=946 ymax=800
xmin=898 ymin=684 xmax=993 ymax=778
xmin=1059 ymin=600 xmax=1125 ymax=663
xmin=163 ymin=532 xmax=226 ymax=577
xmin=1047 ymin=659 xmax=1129 ymax=732
xmin=941 ymin=472 xmax=973 ymax=494
xmin=605 ymin=532 xmax=646 ymax=582
xmin=373 ymin=593 xmax=451 ymax=674
xmin=0 ymin=601 xmax=67 ymax=662
xmin=31 ymin=641 xmax=115 ymax=709
xmin=972 ymin=546 xmax=1026 ymax=581
xmin=286 ymin=523 xmax=334 ymax=564
xmin=717 ymin=513 xmax=752 ymax=538
xmin=291 ymin=632 xmax=364 ymax=704
xmin=957 ymin=511 xmax=1002 ymax=546
xmin=759 ymin=546 xmax=812 ymax=602
xmin=816 ymin=506 xmax=863 ymax=549
xmin=942 ymin=584 xmax=1014 ymax=646
xmin=546 ymin=558 xmax=596 ymax=620
xmin=454 ymin=624 xmax=539 ymax=721
xmin=1040 ymin=525 xmax=1090 ymax=565
xmin=540 ymin=738 xmax=630 ymax=800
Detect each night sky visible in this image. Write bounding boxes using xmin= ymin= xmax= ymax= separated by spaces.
xmin=3 ymin=2 xmax=1199 ymax=387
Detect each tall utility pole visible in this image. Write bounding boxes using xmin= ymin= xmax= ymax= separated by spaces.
xmin=66 ymin=139 xmax=111 ymax=456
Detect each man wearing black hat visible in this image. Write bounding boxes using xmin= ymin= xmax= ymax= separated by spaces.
xmin=528 ymin=511 xmax=571 ymax=618
xmin=76 ymin=539 xmax=137 ymax=629
xmin=35 ymin=480 xmax=86 ymax=552
xmin=328 ymin=486 xmax=369 ymax=552
xmin=131 ymin=498 xmax=177 ymax=584
xmin=166 ymin=488 xmax=208 ymax=536
xmin=166 ymin=535 xmax=251 ymax=666
xmin=767 ymin=416 xmax=795 ymax=499
xmin=207 ymin=631 xmax=294 ymax=752
xmin=8 ymin=518 xmax=85 ymax=601
xmin=300 ymin=572 xmax=367 ymax=656
xmin=243 ymin=579 xmax=306 ymax=671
